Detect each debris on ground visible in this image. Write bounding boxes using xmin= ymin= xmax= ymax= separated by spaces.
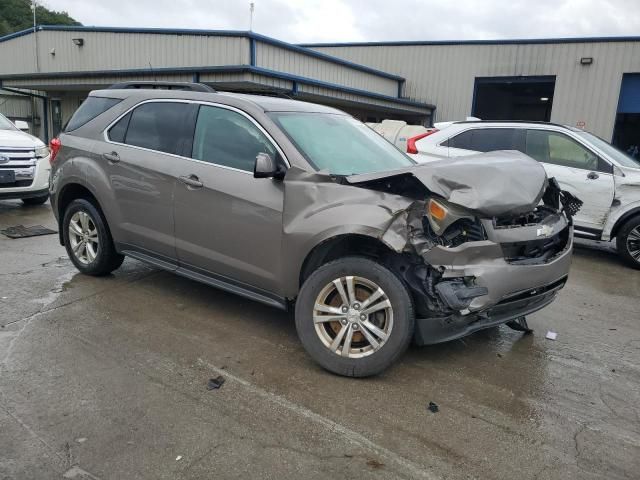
xmin=545 ymin=331 xmax=558 ymax=340
xmin=75 ymin=437 xmax=87 ymax=444
xmin=366 ymin=459 xmax=385 ymax=469
xmin=428 ymin=401 xmax=439 ymax=413
xmin=175 ymin=455 xmax=182 ymax=461
xmin=207 ymin=376 xmax=225 ymax=390
xmin=506 ymin=316 xmax=533 ymax=333
xmin=0 ymin=225 xmax=57 ymax=239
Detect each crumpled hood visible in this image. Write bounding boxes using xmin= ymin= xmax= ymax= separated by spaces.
xmin=345 ymin=150 xmax=548 ymax=217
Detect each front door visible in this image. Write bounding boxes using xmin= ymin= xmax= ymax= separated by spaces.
xmin=524 ymin=129 xmax=615 ymax=231
xmin=173 ymin=104 xmax=285 ymax=293
xmin=93 ymin=100 xmax=196 ymax=260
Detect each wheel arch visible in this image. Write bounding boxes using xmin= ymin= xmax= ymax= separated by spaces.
xmin=56 ymin=182 xmax=103 ymax=246
xmin=298 ymin=233 xmax=400 ymax=289
xmin=611 ymin=207 xmax=640 ymax=239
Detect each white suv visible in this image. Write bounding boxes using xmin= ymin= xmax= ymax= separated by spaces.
xmin=0 ymin=113 xmax=50 ymax=205
xmin=410 ymin=121 xmax=640 ymax=269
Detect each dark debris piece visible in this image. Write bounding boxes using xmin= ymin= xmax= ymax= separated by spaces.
xmin=428 ymin=401 xmax=439 ymax=413
xmin=206 ymin=375 xmax=225 ymax=390
xmin=1 ymin=225 xmax=57 ymax=239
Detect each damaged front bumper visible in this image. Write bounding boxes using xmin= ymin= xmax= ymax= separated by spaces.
xmin=414 ymin=229 xmax=572 ymax=345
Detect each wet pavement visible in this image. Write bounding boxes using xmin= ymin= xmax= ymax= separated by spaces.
xmin=0 ymin=200 xmax=639 ymax=480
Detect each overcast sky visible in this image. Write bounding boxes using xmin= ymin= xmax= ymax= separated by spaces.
xmin=39 ymin=0 xmax=640 ymax=44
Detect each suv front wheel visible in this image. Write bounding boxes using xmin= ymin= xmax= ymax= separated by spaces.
xmin=617 ymin=215 xmax=640 ymax=269
xmin=295 ymin=256 xmax=415 ymax=377
xmin=62 ymin=198 xmax=125 ymax=276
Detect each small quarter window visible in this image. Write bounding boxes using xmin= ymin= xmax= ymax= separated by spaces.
xmin=107 ymin=112 xmax=131 ymax=143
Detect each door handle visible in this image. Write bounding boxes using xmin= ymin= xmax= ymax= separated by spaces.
xmin=587 ymin=171 xmax=599 ymax=180
xmin=102 ymin=151 xmax=120 ymax=163
xmin=178 ymin=174 xmax=203 ymax=188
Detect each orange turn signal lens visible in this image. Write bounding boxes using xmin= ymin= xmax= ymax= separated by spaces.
xmin=428 ymin=199 xmax=447 ymax=221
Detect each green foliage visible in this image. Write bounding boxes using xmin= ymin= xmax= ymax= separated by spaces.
xmin=0 ymin=0 xmax=80 ymax=36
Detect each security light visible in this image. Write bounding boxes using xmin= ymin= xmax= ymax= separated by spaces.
xmin=72 ymin=38 xmax=84 ymax=47
xmin=580 ymin=57 xmax=593 ymax=65
xmin=540 ymin=97 xmax=549 ymax=101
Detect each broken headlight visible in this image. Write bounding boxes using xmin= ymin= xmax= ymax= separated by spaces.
xmin=425 ymin=198 xmax=486 ymax=246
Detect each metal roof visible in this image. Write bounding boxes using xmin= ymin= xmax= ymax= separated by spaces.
xmin=299 ymin=36 xmax=640 ymax=48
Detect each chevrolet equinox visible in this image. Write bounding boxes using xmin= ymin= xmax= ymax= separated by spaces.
xmin=49 ymin=82 xmax=580 ymax=377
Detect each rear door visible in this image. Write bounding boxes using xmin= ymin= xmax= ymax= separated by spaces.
xmin=524 ymin=129 xmax=615 ymax=231
xmin=96 ymin=100 xmax=197 ymax=260
xmin=173 ymin=103 xmax=285 ymax=294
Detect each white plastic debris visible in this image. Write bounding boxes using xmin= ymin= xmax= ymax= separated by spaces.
xmin=545 ymin=331 xmax=558 ymax=340
xmin=175 ymin=455 xmax=183 ymax=461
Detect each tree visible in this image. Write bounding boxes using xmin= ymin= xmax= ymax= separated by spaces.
xmin=0 ymin=0 xmax=80 ymax=36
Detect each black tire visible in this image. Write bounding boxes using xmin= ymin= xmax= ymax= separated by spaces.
xmin=21 ymin=194 xmax=49 ymax=206
xmin=295 ymin=256 xmax=414 ymax=377
xmin=62 ymin=198 xmax=124 ymax=276
xmin=616 ymin=215 xmax=640 ymax=269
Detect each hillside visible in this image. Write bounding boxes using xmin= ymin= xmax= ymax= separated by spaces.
xmin=0 ymin=0 xmax=80 ymax=36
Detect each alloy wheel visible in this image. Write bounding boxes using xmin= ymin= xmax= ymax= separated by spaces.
xmin=313 ymin=276 xmax=394 ymax=358
xmin=627 ymin=226 xmax=640 ymax=263
xmin=68 ymin=211 xmax=99 ymax=265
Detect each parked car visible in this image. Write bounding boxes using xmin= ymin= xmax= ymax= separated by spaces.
xmin=0 ymin=112 xmax=50 ymax=205
xmin=365 ymin=119 xmax=434 ymax=153
xmin=50 ymin=83 xmax=577 ymax=377
xmin=410 ymin=120 xmax=640 ymax=269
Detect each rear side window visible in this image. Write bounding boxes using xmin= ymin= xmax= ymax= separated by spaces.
xmin=191 ymin=105 xmax=276 ymax=171
xmin=113 ymin=102 xmax=195 ymax=155
xmin=65 ymin=97 xmax=121 ymax=132
xmin=448 ymin=128 xmax=519 ymax=152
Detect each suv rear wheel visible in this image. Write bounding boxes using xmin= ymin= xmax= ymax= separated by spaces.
xmin=617 ymin=215 xmax=640 ymax=269
xmin=62 ymin=199 xmax=124 ymax=276
xmin=295 ymin=256 xmax=414 ymax=377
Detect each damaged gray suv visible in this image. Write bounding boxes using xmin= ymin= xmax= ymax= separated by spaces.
xmin=50 ymin=82 xmax=580 ymax=377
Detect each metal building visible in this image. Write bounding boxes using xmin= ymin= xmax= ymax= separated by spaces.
xmin=0 ymin=26 xmax=433 ymax=141
xmin=301 ymin=37 xmax=640 ymax=149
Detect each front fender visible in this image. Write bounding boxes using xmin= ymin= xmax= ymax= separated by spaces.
xmin=279 ymin=168 xmax=414 ymax=297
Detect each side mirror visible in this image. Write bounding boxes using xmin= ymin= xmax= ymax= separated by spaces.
xmin=254 ymin=152 xmax=284 ymax=179
xmin=14 ymin=120 xmax=29 ymax=132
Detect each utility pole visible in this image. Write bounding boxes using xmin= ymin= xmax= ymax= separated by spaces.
xmin=249 ymin=2 xmax=255 ymax=31
xmin=31 ymin=0 xmax=39 ymax=71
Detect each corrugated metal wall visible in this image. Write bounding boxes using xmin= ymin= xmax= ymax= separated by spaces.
xmin=0 ymin=31 xmax=249 ymax=75
xmin=0 ymin=93 xmax=32 ymax=119
xmin=255 ymin=42 xmax=398 ymax=96
xmin=310 ymin=41 xmax=640 ymax=140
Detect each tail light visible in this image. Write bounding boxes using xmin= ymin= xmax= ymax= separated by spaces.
xmin=49 ymin=137 xmax=61 ymax=164
xmin=407 ymin=129 xmax=438 ymax=154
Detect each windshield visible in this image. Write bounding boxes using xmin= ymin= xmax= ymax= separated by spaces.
xmin=0 ymin=114 xmax=16 ymax=131
xmin=269 ymin=112 xmax=414 ymax=175
xmin=575 ymin=130 xmax=640 ymax=169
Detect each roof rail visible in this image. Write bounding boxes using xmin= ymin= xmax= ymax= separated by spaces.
xmin=105 ymin=81 xmax=216 ymax=92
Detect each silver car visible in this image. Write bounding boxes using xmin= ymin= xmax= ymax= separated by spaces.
xmin=50 ymin=82 xmax=577 ymax=377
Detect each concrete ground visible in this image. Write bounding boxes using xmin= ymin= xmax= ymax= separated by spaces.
xmin=0 ymin=200 xmax=638 ymax=480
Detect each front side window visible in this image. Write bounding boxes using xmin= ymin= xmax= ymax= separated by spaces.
xmin=269 ymin=112 xmax=413 ymax=175
xmin=526 ymin=130 xmax=601 ymax=171
xmin=117 ymin=102 xmax=194 ymax=155
xmin=65 ymin=96 xmax=121 ymax=132
xmin=191 ymin=106 xmax=276 ymax=172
